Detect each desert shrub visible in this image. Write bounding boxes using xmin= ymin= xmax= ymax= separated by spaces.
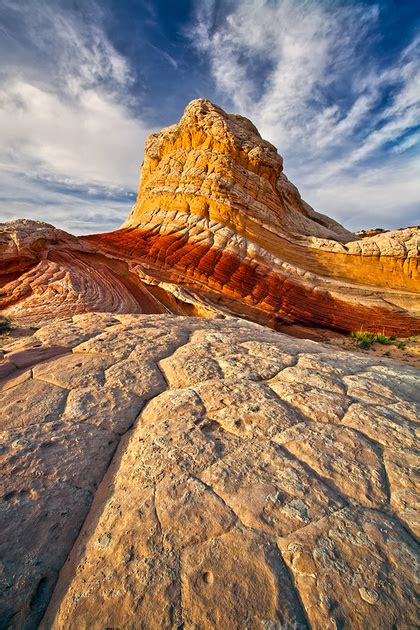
xmin=351 ymin=331 xmax=376 ymax=349
xmin=351 ymin=330 xmax=391 ymax=349
xmin=375 ymin=333 xmax=391 ymax=345
xmin=0 ymin=316 xmax=11 ymax=334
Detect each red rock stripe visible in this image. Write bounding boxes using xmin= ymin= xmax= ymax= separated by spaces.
xmin=85 ymin=229 xmax=420 ymax=336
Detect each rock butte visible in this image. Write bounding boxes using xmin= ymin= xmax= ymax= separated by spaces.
xmin=0 ymin=100 xmax=419 ymax=629
xmin=0 ymin=99 xmax=419 ymax=334
xmin=0 ymin=313 xmax=418 ymax=629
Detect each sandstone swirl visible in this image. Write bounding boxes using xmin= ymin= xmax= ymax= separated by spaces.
xmin=0 ymin=220 xmax=215 ymax=326
xmin=0 ymin=313 xmax=418 ymax=628
xmin=1 ymin=99 xmax=419 ymax=334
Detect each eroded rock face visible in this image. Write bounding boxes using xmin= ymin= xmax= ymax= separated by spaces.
xmin=125 ymin=99 xmax=354 ymax=240
xmin=1 ymin=100 xmax=419 ymax=334
xmin=0 ymin=220 xmax=218 ymax=326
xmin=87 ymin=99 xmax=419 ymax=335
xmin=0 ymin=314 xmax=418 ymax=629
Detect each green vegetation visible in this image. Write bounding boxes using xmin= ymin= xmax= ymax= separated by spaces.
xmin=375 ymin=333 xmax=391 ymax=345
xmin=351 ymin=330 xmax=391 ymax=349
xmin=0 ymin=316 xmax=11 ymax=334
xmin=351 ymin=331 xmax=376 ymax=349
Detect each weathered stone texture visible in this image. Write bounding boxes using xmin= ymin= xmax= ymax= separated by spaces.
xmin=0 ymin=313 xmax=418 ymax=629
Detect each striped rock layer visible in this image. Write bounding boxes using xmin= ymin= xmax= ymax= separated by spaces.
xmin=1 ymin=99 xmax=419 ymax=334
xmin=0 ymin=220 xmax=215 ymax=326
xmin=87 ymin=99 xmax=419 ymax=335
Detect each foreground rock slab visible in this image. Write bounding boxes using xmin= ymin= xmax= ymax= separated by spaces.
xmin=0 ymin=313 xmax=418 ymax=629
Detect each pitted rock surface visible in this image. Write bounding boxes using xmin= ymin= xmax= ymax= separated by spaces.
xmin=0 ymin=313 xmax=418 ymax=629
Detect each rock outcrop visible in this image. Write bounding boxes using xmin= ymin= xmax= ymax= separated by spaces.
xmin=0 ymin=313 xmax=418 ymax=628
xmin=87 ymin=99 xmax=420 ymax=335
xmin=0 ymin=99 xmax=419 ymax=334
xmin=0 ymin=220 xmax=216 ymax=326
xmin=1 ymin=99 xmax=418 ymax=630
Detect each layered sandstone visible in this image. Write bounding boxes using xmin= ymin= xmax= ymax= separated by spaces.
xmin=1 ymin=99 xmax=419 ymax=335
xmin=86 ymin=99 xmax=419 ymax=335
xmin=0 ymin=220 xmax=217 ymax=326
xmin=0 ymin=314 xmax=418 ymax=628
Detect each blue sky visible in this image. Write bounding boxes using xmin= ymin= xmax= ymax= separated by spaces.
xmin=0 ymin=0 xmax=419 ymax=234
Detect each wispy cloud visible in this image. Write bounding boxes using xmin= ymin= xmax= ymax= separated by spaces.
xmin=191 ymin=0 xmax=420 ymax=230
xmin=0 ymin=0 xmax=150 ymax=233
xmin=148 ymin=43 xmax=179 ymax=70
xmin=0 ymin=0 xmax=418 ymax=234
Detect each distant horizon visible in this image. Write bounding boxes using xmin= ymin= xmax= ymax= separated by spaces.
xmin=1 ymin=0 xmax=419 ymax=235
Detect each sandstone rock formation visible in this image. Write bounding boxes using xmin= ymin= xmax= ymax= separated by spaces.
xmin=0 ymin=220 xmax=216 ymax=326
xmin=0 ymin=99 xmax=419 ymax=335
xmin=87 ymin=99 xmax=420 ymax=335
xmin=0 ymin=313 xmax=418 ymax=629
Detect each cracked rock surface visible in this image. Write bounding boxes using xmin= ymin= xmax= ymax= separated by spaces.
xmin=0 ymin=313 xmax=418 ymax=629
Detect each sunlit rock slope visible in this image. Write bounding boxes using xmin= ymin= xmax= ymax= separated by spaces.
xmin=0 ymin=314 xmax=418 ymax=628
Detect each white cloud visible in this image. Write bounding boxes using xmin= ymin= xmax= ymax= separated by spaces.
xmin=0 ymin=0 xmax=150 ymax=232
xmin=1 ymin=0 xmax=418 ymax=234
xmin=302 ymin=155 xmax=420 ymax=231
xmin=0 ymin=80 xmax=147 ymax=190
xmin=191 ymin=0 xmax=420 ymax=230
